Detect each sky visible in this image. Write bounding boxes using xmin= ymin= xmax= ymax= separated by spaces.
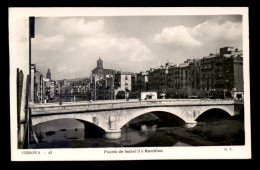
xmin=31 ymin=15 xmax=242 ymax=80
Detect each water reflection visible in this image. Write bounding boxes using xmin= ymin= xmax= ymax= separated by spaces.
xmin=141 ymin=124 xmax=157 ymax=132
xmin=183 ymin=123 xmax=197 ymax=128
xmin=36 ymin=128 xmax=85 ymax=143
xmin=33 ymin=119 xmax=190 ymax=148
xmin=34 ymin=124 xmax=161 ymax=146
xmin=120 ymin=127 xmax=151 ymax=145
xmin=173 ymin=141 xmax=190 ymax=146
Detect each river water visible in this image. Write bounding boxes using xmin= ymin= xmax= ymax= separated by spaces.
xmin=34 ymin=96 xmax=191 ymax=148
xmin=32 ymin=118 xmax=191 ymax=148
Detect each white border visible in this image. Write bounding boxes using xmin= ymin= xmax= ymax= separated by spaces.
xmin=9 ymin=7 xmax=251 ymax=161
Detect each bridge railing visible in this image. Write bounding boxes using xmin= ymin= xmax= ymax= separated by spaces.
xmin=30 ymin=99 xmax=238 ymax=115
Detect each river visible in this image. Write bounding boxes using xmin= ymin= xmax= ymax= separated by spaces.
xmin=31 ymin=118 xmax=191 ymax=148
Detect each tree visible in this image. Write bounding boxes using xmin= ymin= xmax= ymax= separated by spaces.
xmin=190 ymin=89 xmax=201 ymax=96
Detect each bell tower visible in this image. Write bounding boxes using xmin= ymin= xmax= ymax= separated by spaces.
xmin=97 ymin=57 xmax=103 ymax=69
xmin=46 ymin=69 xmax=51 ymax=80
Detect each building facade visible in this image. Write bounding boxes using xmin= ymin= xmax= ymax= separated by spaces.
xmin=31 ymin=64 xmax=64 ymax=103
xmin=131 ymin=73 xmax=138 ymax=92
xmin=114 ymin=72 xmax=132 ymax=99
xmin=136 ymin=71 xmax=149 ymax=91
xmin=141 ymin=46 xmax=243 ymax=99
xmin=31 ymin=46 xmax=243 ymax=102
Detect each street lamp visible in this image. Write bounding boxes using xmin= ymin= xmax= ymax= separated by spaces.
xmin=212 ymin=88 xmax=216 ymax=99
xmin=59 ymin=92 xmax=62 ymax=105
xmin=93 ymin=74 xmax=98 ymax=101
xmin=206 ymin=90 xmax=209 ymax=99
xmin=224 ymin=89 xmax=227 ymax=99
xmin=187 ymin=88 xmax=191 ymax=100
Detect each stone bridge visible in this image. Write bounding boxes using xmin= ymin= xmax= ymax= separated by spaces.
xmin=29 ymin=99 xmax=243 ymax=139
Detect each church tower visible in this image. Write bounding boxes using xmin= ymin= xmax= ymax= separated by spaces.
xmin=46 ymin=69 xmax=51 ymax=80
xmin=97 ymin=57 xmax=103 ymax=69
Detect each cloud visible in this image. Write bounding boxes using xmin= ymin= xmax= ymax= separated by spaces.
xmin=192 ymin=21 xmax=242 ymax=41
xmin=32 ymin=17 xmax=242 ymax=80
xmin=153 ymin=20 xmax=242 ymax=48
xmin=56 ymin=18 xmax=105 ymax=36
xmin=32 ymin=34 xmax=65 ymax=50
xmin=79 ymin=34 xmax=152 ymax=62
xmin=154 ymin=26 xmax=202 ymax=46
xmin=75 ymin=33 xmax=154 ymax=73
xmin=32 ymin=18 xmax=154 ymax=79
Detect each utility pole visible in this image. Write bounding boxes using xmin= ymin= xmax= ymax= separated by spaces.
xmin=29 ymin=17 xmax=35 ymax=102
xmin=94 ymin=75 xmax=97 ymax=101
xmin=26 ymin=16 xmax=35 ymax=147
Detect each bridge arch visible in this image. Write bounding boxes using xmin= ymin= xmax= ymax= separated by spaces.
xmin=32 ymin=118 xmax=106 ymax=143
xmin=120 ymin=110 xmax=186 ymax=129
xmin=117 ymin=105 xmax=234 ymax=129
xmin=117 ymin=107 xmax=191 ymax=129
xmin=195 ymin=108 xmax=231 ymax=122
xmin=194 ymin=106 xmax=234 ymax=121
xmin=31 ymin=114 xmax=106 ymax=132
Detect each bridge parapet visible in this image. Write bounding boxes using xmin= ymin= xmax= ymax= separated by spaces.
xmin=29 ymin=99 xmax=243 ymax=140
xmin=30 ymin=99 xmax=237 ymax=116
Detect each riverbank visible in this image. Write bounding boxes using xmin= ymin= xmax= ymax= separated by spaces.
xmin=156 ymin=116 xmax=244 ymax=146
xmin=125 ymin=132 xmax=180 ymax=147
xmin=30 ymin=115 xmax=244 ymax=148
